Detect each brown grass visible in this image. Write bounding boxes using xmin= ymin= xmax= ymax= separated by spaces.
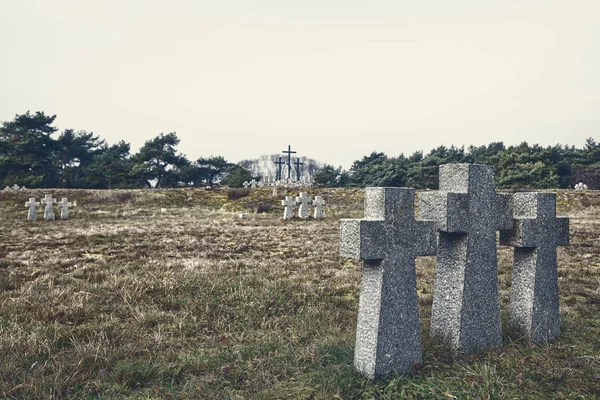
xmin=0 ymin=188 xmax=598 ymax=399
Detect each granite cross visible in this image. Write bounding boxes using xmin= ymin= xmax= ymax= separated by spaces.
xmin=296 ymin=192 xmax=311 ymax=219
xmin=250 ymin=179 xmax=258 ymax=188
xmin=500 ymin=192 xmax=569 ymax=343
xmin=313 ymin=196 xmax=326 ymax=219
xmin=59 ymin=198 xmax=73 ymax=220
xmin=294 ymin=158 xmax=303 ymax=182
xmin=282 ymin=145 xmax=297 ymax=180
xmin=340 ymin=187 xmax=437 ymax=379
xmin=281 ymin=196 xmax=295 ymax=220
xmin=25 ymin=198 xmax=39 ymax=221
xmin=418 ymin=164 xmax=512 ymax=353
xmin=41 ymin=194 xmax=57 ymax=221
xmin=243 ymin=181 xmax=250 ymax=188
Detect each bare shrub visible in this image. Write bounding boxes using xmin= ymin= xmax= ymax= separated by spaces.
xmin=227 ymin=188 xmax=250 ymax=200
xmin=256 ymin=203 xmax=272 ymax=213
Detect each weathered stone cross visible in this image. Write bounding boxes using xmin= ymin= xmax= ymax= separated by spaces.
xmin=59 ymin=198 xmax=73 ymax=220
xmin=295 ymin=192 xmax=311 ymax=219
xmin=313 ymin=196 xmax=326 ymax=219
xmin=250 ymin=179 xmax=258 ymax=188
xmin=500 ymin=192 xmax=569 ymax=343
xmin=41 ymin=194 xmax=57 ymax=221
xmin=418 ymin=164 xmax=512 ymax=353
xmin=25 ymin=198 xmax=39 ymax=221
xmin=281 ymin=196 xmax=295 ymax=220
xmin=340 ymin=188 xmax=437 ymax=379
xmin=243 ymin=181 xmax=250 ymax=188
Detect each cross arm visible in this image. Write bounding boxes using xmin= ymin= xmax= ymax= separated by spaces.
xmin=418 ymin=191 xmax=468 ymax=232
xmin=340 ymin=219 xmax=387 ymax=260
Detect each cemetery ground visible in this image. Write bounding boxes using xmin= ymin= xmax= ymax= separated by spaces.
xmin=0 ymin=187 xmax=598 ymax=399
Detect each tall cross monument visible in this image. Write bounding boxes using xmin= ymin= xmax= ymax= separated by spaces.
xmin=282 ymin=145 xmax=296 ymax=180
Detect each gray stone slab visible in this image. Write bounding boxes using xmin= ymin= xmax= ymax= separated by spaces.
xmin=340 ymin=187 xmax=436 ymax=379
xmin=500 ymin=192 xmax=569 ymax=343
xmin=419 ymin=164 xmax=512 ymax=353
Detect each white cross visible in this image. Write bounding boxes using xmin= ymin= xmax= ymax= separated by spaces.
xmin=24 ymin=198 xmax=39 ymax=221
xmin=41 ymin=194 xmax=57 ymax=221
xmin=313 ymin=196 xmax=326 ymax=219
xmin=243 ymin=181 xmax=250 ymax=188
xmin=250 ymin=179 xmax=258 ymax=188
xmin=59 ymin=198 xmax=73 ymax=220
xmin=281 ymin=196 xmax=295 ymax=220
xmin=295 ymin=192 xmax=311 ymax=219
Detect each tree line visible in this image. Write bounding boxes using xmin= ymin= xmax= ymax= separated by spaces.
xmin=315 ymin=140 xmax=600 ymax=190
xmin=1 ymin=111 xmax=599 ymax=189
xmin=0 ymin=112 xmax=253 ymax=189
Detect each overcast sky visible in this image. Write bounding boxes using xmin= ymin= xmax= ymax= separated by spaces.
xmin=1 ymin=1 xmax=599 ymax=169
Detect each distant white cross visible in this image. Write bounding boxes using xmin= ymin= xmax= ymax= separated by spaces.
xmin=313 ymin=196 xmax=326 ymax=219
xmin=41 ymin=194 xmax=57 ymax=221
xmin=59 ymin=198 xmax=73 ymax=220
xmin=24 ymin=198 xmax=39 ymax=221
xmin=295 ymin=192 xmax=311 ymax=219
xmin=243 ymin=181 xmax=250 ymax=188
xmin=281 ymin=196 xmax=295 ymax=220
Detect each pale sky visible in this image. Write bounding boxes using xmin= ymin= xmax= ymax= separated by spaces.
xmin=1 ymin=1 xmax=599 ymax=169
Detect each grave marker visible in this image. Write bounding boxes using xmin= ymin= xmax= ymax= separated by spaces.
xmin=500 ymin=192 xmax=569 ymax=343
xmin=295 ymin=192 xmax=311 ymax=219
xmin=313 ymin=196 xmax=326 ymax=219
xmin=59 ymin=198 xmax=73 ymax=220
xmin=418 ymin=164 xmax=512 ymax=353
xmin=25 ymin=198 xmax=39 ymax=221
xmin=340 ymin=188 xmax=437 ymax=378
xmin=281 ymin=196 xmax=294 ymax=220
xmin=41 ymin=194 xmax=57 ymax=221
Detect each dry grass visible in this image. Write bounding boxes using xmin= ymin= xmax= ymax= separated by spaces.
xmin=0 ymin=188 xmax=598 ymax=399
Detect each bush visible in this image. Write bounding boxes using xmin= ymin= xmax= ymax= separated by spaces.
xmin=227 ymin=188 xmax=250 ymax=200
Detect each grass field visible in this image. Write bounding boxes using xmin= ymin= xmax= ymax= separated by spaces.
xmin=0 ymin=187 xmax=598 ymax=399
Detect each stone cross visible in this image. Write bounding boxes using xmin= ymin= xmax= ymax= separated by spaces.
xmin=294 ymin=158 xmax=304 ymax=182
xmin=59 ymin=198 xmax=73 ymax=220
xmin=41 ymin=194 xmax=57 ymax=221
xmin=499 ymin=192 xmax=569 ymax=343
xmin=250 ymin=179 xmax=258 ymax=188
xmin=295 ymin=192 xmax=311 ymax=219
xmin=11 ymin=184 xmax=20 ymax=191
xmin=313 ymin=196 xmax=326 ymax=219
xmin=418 ymin=164 xmax=512 ymax=353
xmin=282 ymin=145 xmax=297 ymax=180
xmin=243 ymin=181 xmax=250 ymax=188
xmin=340 ymin=188 xmax=437 ymax=379
xmin=281 ymin=196 xmax=295 ymax=220
xmin=274 ymin=157 xmax=285 ymax=181
xmin=25 ymin=198 xmax=39 ymax=221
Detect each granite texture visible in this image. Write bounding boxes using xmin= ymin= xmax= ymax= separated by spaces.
xmin=340 ymin=187 xmax=436 ymax=379
xmin=281 ymin=196 xmax=294 ymax=220
xmin=499 ymin=192 xmax=569 ymax=343
xmin=41 ymin=194 xmax=57 ymax=221
xmin=313 ymin=196 xmax=326 ymax=219
xmin=295 ymin=192 xmax=310 ymax=219
xmin=25 ymin=198 xmax=39 ymax=221
xmin=418 ymin=164 xmax=512 ymax=353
